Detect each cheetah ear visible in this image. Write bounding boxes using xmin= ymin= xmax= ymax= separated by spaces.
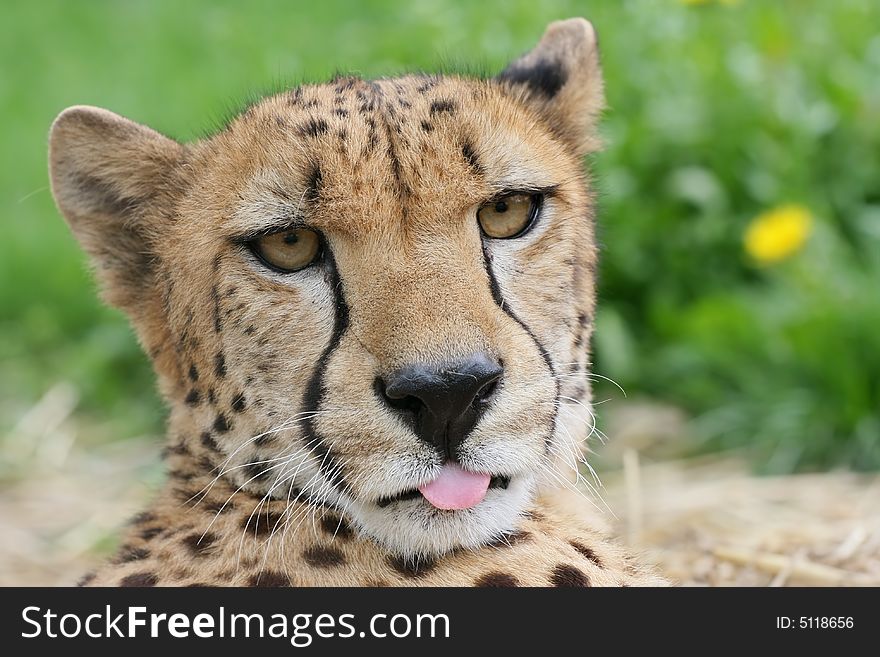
xmin=497 ymin=18 xmax=605 ymax=154
xmin=48 ymin=106 xmax=184 ymax=315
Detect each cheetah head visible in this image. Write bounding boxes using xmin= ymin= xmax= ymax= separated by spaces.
xmin=48 ymin=19 xmax=605 ymax=558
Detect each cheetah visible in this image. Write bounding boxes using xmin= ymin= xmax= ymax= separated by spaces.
xmin=48 ymin=18 xmax=667 ymax=587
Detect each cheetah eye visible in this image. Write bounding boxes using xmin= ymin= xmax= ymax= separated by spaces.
xmin=477 ymin=193 xmax=542 ymax=239
xmin=248 ymin=228 xmax=322 ymax=273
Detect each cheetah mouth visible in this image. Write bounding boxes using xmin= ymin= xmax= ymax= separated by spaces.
xmin=375 ymin=474 xmax=510 ymax=509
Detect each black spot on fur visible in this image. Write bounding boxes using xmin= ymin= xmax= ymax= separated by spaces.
xmin=461 ymin=140 xmax=483 ymax=174
xmin=332 ymin=107 xmax=349 ymax=117
xmin=254 ymin=430 xmax=276 ymax=447
xmin=231 ymin=392 xmax=246 ymax=413
xmin=550 ymin=564 xmax=591 ymax=587
xmin=498 ymin=58 xmax=567 ymax=98
xmin=139 ymin=526 xmax=163 ymax=540
xmin=416 ymin=79 xmax=437 ymax=94
xmin=113 ymin=546 xmax=150 ymax=564
xmin=173 ymin=486 xmax=201 ymax=504
xmin=429 ymin=99 xmax=456 ymax=115
xmin=214 ymin=352 xmax=226 ymax=378
xmin=387 ymin=555 xmax=437 ymax=578
xmin=182 ymin=532 xmax=218 ymax=556
xmin=169 ymin=469 xmax=195 ymax=482
xmin=207 ymin=388 xmax=217 ymax=405
xmin=297 ymin=118 xmax=328 ymax=138
xmin=475 ymin=572 xmax=520 ymax=587
xmin=119 ymin=572 xmax=158 ymax=587
xmin=245 ymin=510 xmax=286 ymax=538
xmin=200 ymin=431 xmax=220 ymax=452
xmin=319 ymin=514 xmax=354 ymax=540
xmin=244 ymin=325 xmax=256 ymax=336
xmin=570 ymin=540 xmax=604 ymax=568
xmin=287 ymin=87 xmax=303 ymax=106
xmin=303 ymin=545 xmax=346 ymax=568
xmin=185 ymin=389 xmax=200 ymax=406
xmin=188 ymin=365 xmax=199 ymax=382
xmin=243 ymin=459 xmax=271 ymax=483
xmin=420 ymin=120 xmax=433 ymax=133
xmin=211 ymin=285 xmax=222 ymax=333
xmin=486 ymin=530 xmax=532 ymax=548
xmin=213 ymin=413 xmax=230 ymax=433
xmin=163 ymin=440 xmax=190 ymax=458
xmin=305 ymin=163 xmax=322 ymax=202
xmin=248 ymin=571 xmax=291 ymax=587
xmin=77 ymin=572 xmax=96 ymax=587
xmin=129 ymin=511 xmax=156 ymax=525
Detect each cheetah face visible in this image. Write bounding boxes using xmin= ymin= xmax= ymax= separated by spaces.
xmin=49 ymin=19 xmax=605 ymax=557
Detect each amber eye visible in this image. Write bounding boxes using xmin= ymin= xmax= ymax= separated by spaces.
xmin=477 ymin=193 xmax=540 ymax=239
xmin=249 ymin=228 xmax=321 ymax=273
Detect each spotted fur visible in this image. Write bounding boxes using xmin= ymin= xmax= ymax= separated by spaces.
xmin=49 ymin=18 xmax=667 ymax=587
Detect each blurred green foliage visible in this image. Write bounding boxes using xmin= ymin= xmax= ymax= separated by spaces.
xmin=0 ymin=0 xmax=877 ymax=470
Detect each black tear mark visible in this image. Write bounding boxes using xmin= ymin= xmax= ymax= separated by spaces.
xmin=297 ymin=118 xmax=328 ymax=138
xmin=497 ymin=58 xmax=568 ymax=99
xmin=300 ymin=250 xmax=350 ymax=493
xmin=429 ymin=99 xmax=456 ymax=115
xmin=480 ymin=243 xmax=559 ymax=453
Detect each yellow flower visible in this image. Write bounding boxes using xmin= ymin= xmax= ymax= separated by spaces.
xmin=744 ymin=204 xmax=813 ymax=265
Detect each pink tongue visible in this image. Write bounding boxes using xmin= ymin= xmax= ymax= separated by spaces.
xmin=418 ymin=462 xmax=491 ymax=511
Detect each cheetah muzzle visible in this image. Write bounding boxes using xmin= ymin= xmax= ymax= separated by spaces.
xmin=49 ymin=18 xmax=669 ymax=586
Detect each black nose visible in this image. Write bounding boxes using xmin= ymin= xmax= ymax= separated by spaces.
xmin=377 ymin=353 xmax=503 ymax=458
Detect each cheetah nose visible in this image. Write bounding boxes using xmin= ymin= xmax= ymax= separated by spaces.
xmin=376 ymin=353 xmax=503 ymax=459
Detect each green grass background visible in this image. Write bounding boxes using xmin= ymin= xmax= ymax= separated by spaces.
xmin=1 ymin=0 xmax=877 ymax=472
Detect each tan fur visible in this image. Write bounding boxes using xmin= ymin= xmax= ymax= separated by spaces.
xmin=49 ymin=18 xmax=668 ymax=587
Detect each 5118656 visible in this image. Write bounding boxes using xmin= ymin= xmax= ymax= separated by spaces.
xmin=777 ymin=617 xmax=854 ymax=629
